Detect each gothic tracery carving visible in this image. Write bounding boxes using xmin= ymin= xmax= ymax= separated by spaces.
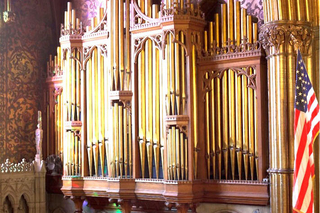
xmin=259 ymin=23 xmax=312 ymax=55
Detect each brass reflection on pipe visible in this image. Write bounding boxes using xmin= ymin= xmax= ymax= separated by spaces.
xmin=235 ymin=73 xmax=243 ymax=180
xmin=176 ymin=128 xmax=180 ymax=180
xmin=221 ymin=4 xmax=227 ymax=48
xmin=192 ymin=42 xmax=198 ymax=179
xmin=180 ymin=132 xmax=185 ymax=180
xmin=114 ymin=102 xmax=119 ymax=177
xmin=129 ymin=109 xmax=132 ymax=177
xmin=181 ymin=32 xmax=186 ymax=114
xmin=211 ymin=77 xmax=216 ymax=179
xmin=235 ymin=1 xmax=241 ymax=46
xmin=124 ymin=107 xmax=128 ymax=177
xmin=215 ymin=77 xmax=222 ymax=180
xmin=175 ymin=33 xmax=180 ymax=115
xmin=119 ymin=105 xmax=124 ymax=177
xmin=205 ymin=72 xmax=211 ymax=179
xmin=222 ymin=71 xmax=229 ymax=179
xmin=242 ymin=74 xmax=249 ymax=180
xmin=170 ymin=34 xmax=175 ymax=115
xmin=228 ymin=69 xmax=236 ymax=180
xmin=248 ymin=69 xmax=254 ymax=180
xmin=172 ymin=126 xmax=176 ymax=180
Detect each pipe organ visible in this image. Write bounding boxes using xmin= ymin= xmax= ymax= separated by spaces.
xmin=45 ymin=0 xmax=269 ymax=212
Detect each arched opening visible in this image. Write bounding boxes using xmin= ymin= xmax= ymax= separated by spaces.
xmin=3 ymin=196 xmax=14 ymax=213
xmin=18 ymin=195 xmax=29 ymax=213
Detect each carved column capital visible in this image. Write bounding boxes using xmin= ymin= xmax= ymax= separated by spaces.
xmin=259 ymin=21 xmax=312 ymax=56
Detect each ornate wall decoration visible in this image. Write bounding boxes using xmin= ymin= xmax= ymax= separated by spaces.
xmin=0 ymin=0 xmax=55 ymax=162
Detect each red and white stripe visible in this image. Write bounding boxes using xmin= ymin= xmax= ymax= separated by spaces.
xmin=293 ymin=87 xmax=320 ymax=213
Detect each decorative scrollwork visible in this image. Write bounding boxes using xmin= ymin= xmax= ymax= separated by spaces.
xmin=202 ymin=66 xmax=257 ymax=97
xmin=61 ymin=22 xmax=84 ymax=36
xmin=201 ymin=38 xmax=262 ymax=58
xmin=133 ymin=34 xmax=165 ymax=62
xmin=259 ymin=22 xmax=312 ymax=55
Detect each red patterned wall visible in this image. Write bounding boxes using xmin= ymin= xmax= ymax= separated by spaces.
xmin=0 ymin=0 xmax=55 ymax=162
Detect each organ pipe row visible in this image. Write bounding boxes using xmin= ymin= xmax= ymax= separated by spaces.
xmin=203 ymin=1 xmax=260 ymax=180
xmin=46 ymin=0 xmax=266 ymax=184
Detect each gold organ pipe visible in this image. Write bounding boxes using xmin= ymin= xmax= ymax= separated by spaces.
xmin=253 ymin=23 xmax=258 ymax=44
xmin=129 ymin=110 xmax=132 ymax=177
xmin=185 ymin=138 xmax=188 ymax=179
xmin=114 ymin=0 xmax=119 ymax=90
xmin=55 ymin=104 xmax=58 ymax=155
xmin=209 ymin=22 xmax=213 ymax=51
xmin=166 ymin=34 xmax=171 ymax=115
xmin=211 ymin=77 xmax=216 ymax=179
xmin=235 ymin=74 xmax=243 ymax=180
xmin=76 ymin=50 xmax=80 ymax=120
xmin=248 ymin=72 xmax=255 ymax=180
xmin=175 ymin=33 xmax=180 ymax=115
xmin=181 ymin=32 xmax=186 ymax=114
xmin=68 ymin=51 xmax=72 ymax=121
xmin=114 ymin=103 xmax=119 ymax=177
xmin=126 ymin=0 xmax=131 ymax=90
xmin=109 ymin=0 xmax=114 ymax=90
xmin=205 ymin=72 xmax=210 ymax=179
xmin=221 ymin=4 xmax=227 ymax=47
xmin=172 ymin=126 xmax=176 ymax=180
xmin=72 ymin=9 xmax=76 ymax=28
xmin=242 ymin=74 xmax=249 ymax=180
xmin=241 ymin=9 xmax=247 ymax=43
xmin=119 ymin=105 xmax=123 ymax=177
xmin=67 ymin=2 xmax=72 ymax=29
xmin=254 ymin=86 xmax=258 ymax=180
xmin=168 ymin=129 xmax=172 ymax=179
xmin=153 ymin=5 xmax=160 ymax=178
xmin=120 ymin=0 xmax=124 ymax=90
xmin=87 ymin=57 xmax=93 ymax=176
xmin=222 ymin=71 xmax=229 ymax=179
xmin=204 ymin=31 xmax=208 ymax=52
xmin=170 ymin=34 xmax=175 ymax=115
xmin=192 ymin=43 xmax=198 ymax=179
xmin=228 ymin=0 xmax=234 ymax=45
xmin=138 ymin=43 xmax=146 ymax=177
xmin=74 ymin=132 xmax=78 ymax=175
xmin=146 ymin=38 xmax=153 ymax=178
xmin=235 ymin=1 xmax=241 ymax=46
xmin=124 ymin=108 xmax=128 ymax=177
xmin=176 ymin=128 xmax=180 ymax=180
xmin=215 ymin=77 xmax=222 ymax=179
xmin=214 ymin=14 xmax=220 ymax=48
xmin=180 ymin=132 xmax=184 ymax=179
xmin=70 ymin=132 xmax=72 ymax=175
xmin=93 ymin=48 xmax=99 ymax=176
xmin=228 ymin=69 xmax=236 ymax=180
xmin=100 ymin=53 xmax=105 ymax=176
xmin=247 ymin=15 xmax=252 ymax=44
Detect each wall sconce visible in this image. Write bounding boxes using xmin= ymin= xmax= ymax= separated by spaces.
xmin=3 ymin=0 xmax=15 ymax=23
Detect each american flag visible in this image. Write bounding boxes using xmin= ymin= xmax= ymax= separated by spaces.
xmin=293 ymin=50 xmax=320 ymax=213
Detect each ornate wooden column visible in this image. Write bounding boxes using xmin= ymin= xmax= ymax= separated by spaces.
xmin=260 ymin=1 xmax=314 ymax=212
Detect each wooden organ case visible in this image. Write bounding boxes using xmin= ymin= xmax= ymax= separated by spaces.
xmin=45 ymin=0 xmax=269 ymax=212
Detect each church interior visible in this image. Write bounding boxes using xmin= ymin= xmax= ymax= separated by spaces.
xmin=0 ymin=0 xmax=319 ymax=212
